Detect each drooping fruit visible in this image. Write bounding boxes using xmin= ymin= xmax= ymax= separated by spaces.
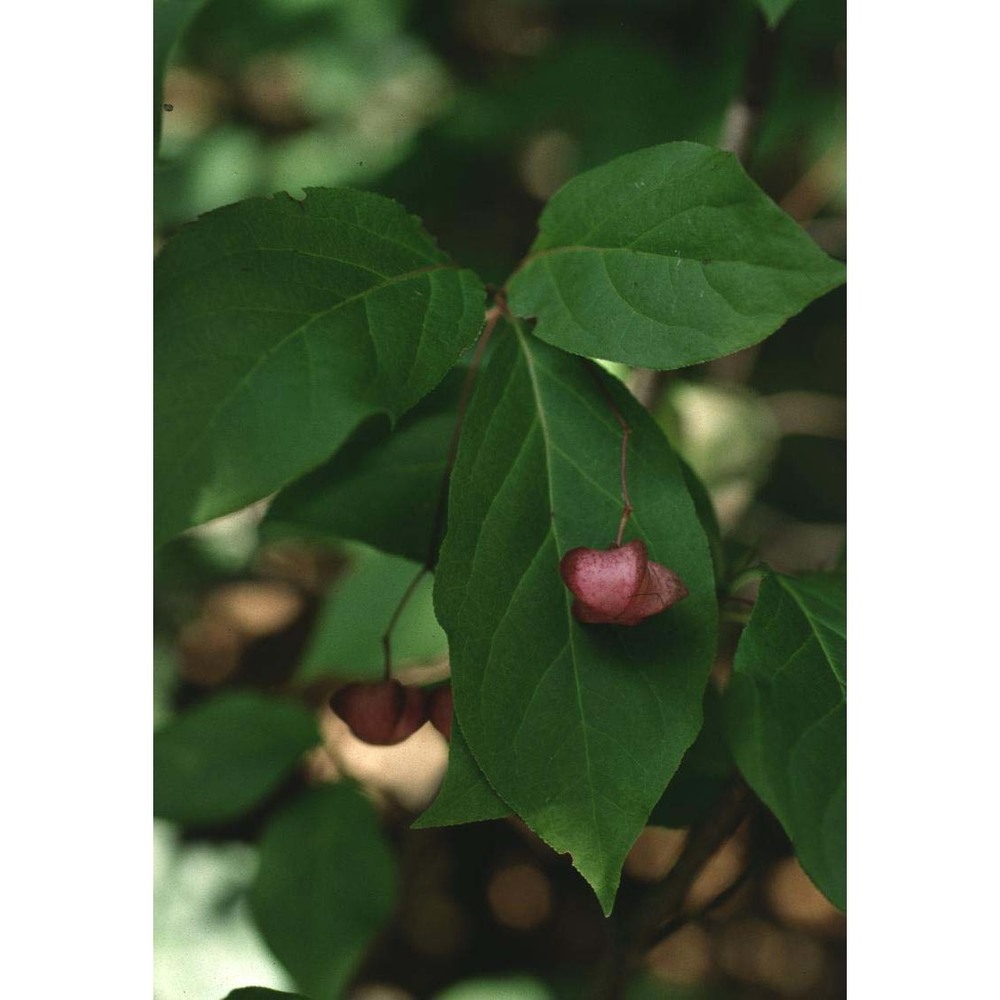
xmin=560 ymin=540 xmax=647 ymax=622
xmin=559 ymin=540 xmax=688 ymax=626
xmin=427 ymin=684 xmax=453 ymax=740
xmin=330 ymin=680 xmax=428 ymax=745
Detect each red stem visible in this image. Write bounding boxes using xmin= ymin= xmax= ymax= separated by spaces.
xmin=583 ymin=361 xmax=635 ymax=548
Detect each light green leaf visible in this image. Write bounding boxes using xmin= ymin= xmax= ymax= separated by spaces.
xmin=757 ymin=0 xmax=798 ymax=28
xmin=298 ymin=544 xmax=447 ymax=682
xmin=251 ymin=784 xmax=396 ymax=1000
xmin=154 ymin=692 xmax=318 ymax=826
xmin=263 ymin=367 xmax=464 ymax=563
xmin=224 ymin=989 xmax=312 ymax=1000
xmin=434 ymin=327 xmax=717 ymax=913
xmin=725 ymin=571 xmax=845 ymax=909
xmin=506 ymin=142 xmax=844 ymax=370
xmin=435 ymin=978 xmax=554 ymax=999
xmin=413 ymin=718 xmax=510 ymax=829
xmin=155 ymin=187 xmax=485 ymax=546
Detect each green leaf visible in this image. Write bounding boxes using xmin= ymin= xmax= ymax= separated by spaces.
xmin=679 ymin=458 xmax=724 ymax=584
xmin=649 ymin=687 xmax=733 ymax=829
xmin=155 ymin=187 xmax=485 ymax=546
xmin=154 ymin=692 xmax=318 ymax=826
xmin=224 ymin=989 xmax=312 ymax=1000
xmin=434 ymin=327 xmax=718 ymax=913
xmin=757 ymin=0 xmax=798 ymax=28
xmin=412 ymin=718 xmax=510 ymax=829
xmin=435 ymin=978 xmax=554 ymax=999
xmin=251 ymin=784 xmax=396 ymax=1000
xmin=298 ymin=545 xmax=447 ymax=682
xmin=263 ymin=367 xmax=464 ymax=563
xmin=506 ymin=142 xmax=844 ymax=370
xmin=725 ymin=571 xmax=845 ymax=909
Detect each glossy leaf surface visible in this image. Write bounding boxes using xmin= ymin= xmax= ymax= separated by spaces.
xmin=154 ymin=692 xmax=318 ymax=825
xmin=725 ymin=571 xmax=846 ymax=909
xmin=251 ymin=784 xmax=395 ymax=999
xmin=434 ymin=327 xmax=717 ymax=912
xmin=506 ymin=142 xmax=844 ymax=370
xmin=155 ymin=187 xmax=484 ymax=545
xmin=263 ymin=368 xmax=463 ymax=563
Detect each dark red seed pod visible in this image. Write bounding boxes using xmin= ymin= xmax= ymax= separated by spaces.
xmin=330 ymin=680 xmax=428 ymax=745
xmin=427 ymin=684 xmax=453 ymax=741
xmin=559 ymin=540 xmax=688 ymax=626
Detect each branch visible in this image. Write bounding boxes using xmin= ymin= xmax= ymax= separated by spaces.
xmin=592 ymin=779 xmax=753 ymax=999
xmin=718 ymin=13 xmax=780 ymax=164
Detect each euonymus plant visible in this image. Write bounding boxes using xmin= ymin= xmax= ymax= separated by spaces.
xmin=155 ymin=135 xmax=845 ymax=997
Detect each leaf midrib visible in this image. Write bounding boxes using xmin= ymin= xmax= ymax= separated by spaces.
xmin=514 ymin=325 xmax=606 ymax=882
xmin=518 ymin=243 xmax=839 ymax=277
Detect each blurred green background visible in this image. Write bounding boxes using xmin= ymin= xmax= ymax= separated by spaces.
xmin=154 ymin=0 xmax=845 ymax=997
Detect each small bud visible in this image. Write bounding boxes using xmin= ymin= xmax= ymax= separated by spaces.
xmin=559 ymin=540 xmax=688 ymax=626
xmin=330 ymin=680 xmax=428 ymax=745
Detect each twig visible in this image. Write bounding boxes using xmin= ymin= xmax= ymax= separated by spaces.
xmin=645 ymin=852 xmax=757 ymax=950
xmin=592 ymin=779 xmax=752 ymax=999
xmin=779 ymin=142 xmax=847 ymax=224
xmin=718 ymin=13 xmax=781 ymax=164
xmin=380 ymin=565 xmax=429 ymax=681
xmin=615 ymin=423 xmax=634 ymax=547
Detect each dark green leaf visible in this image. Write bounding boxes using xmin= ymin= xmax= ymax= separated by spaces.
xmin=154 ymin=692 xmax=318 ymax=825
xmin=649 ymin=687 xmax=733 ymax=829
xmin=434 ymin=327 xmax=717 ymax=913
xmin=155 ymin=188 xmax=485 ymax=546
xmin=757 ymin=435 xmax=846 ymax=523
xmin=298 ymin=545 xmax=447 ymax=682
xmin=251 ymin=784 xmax=396 ymax=1000
xmin=224 ymin=989 xmax=312 ymax=1000
xmin=725 ymin=571 xmax=845 ymax=909
xmin=263 ymin=368 xmax=464 ymax=563
xmin=757 ymin=0 xmax=798 ymax=28
xmin=506 ymin=142 xmax=844 ymax=370
xmin=412 ymin=718 xmax=510 ymax=829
